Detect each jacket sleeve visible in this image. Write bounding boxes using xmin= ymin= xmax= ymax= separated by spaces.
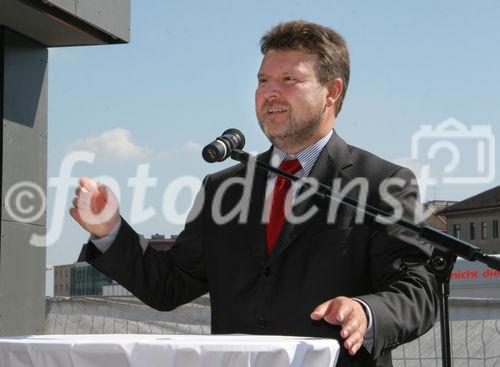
xmin=78 ymin=176 xmax=210 ymax=311
xmin=356 ymin=167 xmax=439 ymax=359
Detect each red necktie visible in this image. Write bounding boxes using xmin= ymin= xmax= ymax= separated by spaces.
xmin=266 ymin=158 xmax=302 ymax=255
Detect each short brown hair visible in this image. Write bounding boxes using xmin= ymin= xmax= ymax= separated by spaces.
xmin=260 ymin=20 xmax=350 ymax=116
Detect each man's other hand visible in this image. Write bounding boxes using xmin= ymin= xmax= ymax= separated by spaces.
xmin=311 ymin=296 xmax=368 ymax=356
xmin=69 ymin=176 xmax=120 ymax=238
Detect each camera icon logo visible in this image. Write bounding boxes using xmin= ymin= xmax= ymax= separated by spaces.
xmin=411 ymin=118 xmax=495 ymax=184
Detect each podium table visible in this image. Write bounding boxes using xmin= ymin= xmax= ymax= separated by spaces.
xmin=0 ymin=334 xmax=340 ymax=367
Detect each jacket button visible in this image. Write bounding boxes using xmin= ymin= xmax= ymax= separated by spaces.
xmin=263 ymin=267 xmax=271 ymax=276
xmin=257 ymin=318 xmax=265 ymax=328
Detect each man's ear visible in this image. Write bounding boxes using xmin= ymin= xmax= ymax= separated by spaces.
xmin=325 ymin=78 xmax=343 ymax=109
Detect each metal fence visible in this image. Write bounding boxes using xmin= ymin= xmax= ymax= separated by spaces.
xmin=45 ymin=296 xmax=500 ymax=366
xmin=392 ymin=320 xmax=500 ymax=366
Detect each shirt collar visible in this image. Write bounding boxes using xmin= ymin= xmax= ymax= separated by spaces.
xmin=269 ymin=130 xmax=333 ymax=177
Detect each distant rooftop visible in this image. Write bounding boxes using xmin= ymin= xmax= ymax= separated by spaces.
xmin=440 ymin=186 xmax=500 ymax=215
xmin=426 ymin=200 xmax=458 ymax=208
xmin=423 ymin=200 xmax=456 ymax=232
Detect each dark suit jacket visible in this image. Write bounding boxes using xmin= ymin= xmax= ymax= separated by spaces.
xmin=79 ymin=131 xmax=438 ymax=366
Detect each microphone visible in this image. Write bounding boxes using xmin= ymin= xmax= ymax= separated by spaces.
xmin=202 ymin=128 xmax=245 ymax=163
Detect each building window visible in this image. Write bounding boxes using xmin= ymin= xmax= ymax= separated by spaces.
xmin=494 ymin=220 xmax=499 ymax=239
xmin=470 ymin=222 xmax=475 ymax=240
xmin=453 ymin=224 xmax=461 ymax=239
xmin=481 ymin=221 xmax=487 ymax=239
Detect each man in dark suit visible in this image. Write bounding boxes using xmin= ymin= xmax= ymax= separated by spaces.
xmin=71 ymin=21 xmax=438 ymax=366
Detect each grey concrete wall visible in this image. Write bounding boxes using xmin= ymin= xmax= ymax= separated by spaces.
xmin=0 ymin=0 xmax=130 ymax=46
xmin=46 ymin=0 xmax=130 ymax=43
xmin=0 ymin=28 xmax=47 ymax=336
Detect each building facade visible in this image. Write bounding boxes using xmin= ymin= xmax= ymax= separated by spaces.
xmin=53 ymin=264 xmax=73 ymax=297
xmin=71 ymin=263 xmax=114 ymax=296
xmin=423 ymin=200 xmax=456 ymax=231
xmin=54 ymin=234 xmax=176 ymax=297
xmin=440 ymin=186 xmax=500 ymax=254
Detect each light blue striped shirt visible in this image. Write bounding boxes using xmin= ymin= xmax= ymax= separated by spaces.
xmin=265 ymin=130 xmax=333 ymax=200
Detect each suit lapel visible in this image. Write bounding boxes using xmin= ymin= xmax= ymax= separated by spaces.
xmin=268 ymin=131 xmax=354 ymax=262
xmin=245 ymin=148 xmax=272 ymax=265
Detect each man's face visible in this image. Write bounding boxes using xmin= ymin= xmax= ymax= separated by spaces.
xmin=255 ymin=49 xmax=330 ymax=151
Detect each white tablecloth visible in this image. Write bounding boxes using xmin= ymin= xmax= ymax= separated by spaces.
xmin=0 ymin=334 xmax=340 ymax=367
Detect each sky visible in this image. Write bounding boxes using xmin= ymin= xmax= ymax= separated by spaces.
xmin=45 ymin=0 xmax=500 ymax=294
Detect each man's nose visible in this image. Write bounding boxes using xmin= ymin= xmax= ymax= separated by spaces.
xmin=261 ymin=80 xmax=281 ymax=100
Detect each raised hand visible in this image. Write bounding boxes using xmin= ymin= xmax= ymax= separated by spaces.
xmin=69 ymin=176 xmax=120 ymax=238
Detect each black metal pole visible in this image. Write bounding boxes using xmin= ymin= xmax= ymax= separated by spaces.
xmin=440 ymin=278 xmax=452 ymax=367
xmin=429 ymin=251 xmax=455 ymax=367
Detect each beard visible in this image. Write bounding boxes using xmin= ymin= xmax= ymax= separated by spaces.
xmin=257 ymin=102 xmax=324 ymax=150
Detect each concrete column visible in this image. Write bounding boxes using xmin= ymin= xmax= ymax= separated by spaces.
xmin=0 ymin=27 xmax=47 ymax=335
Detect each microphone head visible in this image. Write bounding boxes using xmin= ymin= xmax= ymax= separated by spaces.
xmin=202 ymin=140 xmax=227 ymax=163
xmin=202 ymin=128 xmax=245 ymax=163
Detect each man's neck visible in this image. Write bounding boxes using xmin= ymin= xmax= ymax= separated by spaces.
xmin=275 ymin=129 xmax=333 ymax=155
xmin=270 ymin=130 xmax=333 ymax=178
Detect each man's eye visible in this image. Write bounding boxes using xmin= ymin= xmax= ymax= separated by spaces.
xmin=258 ymin=79 xmax=267 ymax=85
xmin=284 ymin=76 xmax=296 ymax=82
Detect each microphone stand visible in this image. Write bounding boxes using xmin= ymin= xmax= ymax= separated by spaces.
xmin=230 ymin=149 xmax=500 ymax=367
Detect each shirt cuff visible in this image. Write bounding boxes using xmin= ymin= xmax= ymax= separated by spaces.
xmin=89 ymin=219 xmax=122 ymax=253
xmin=352 ymin=298 xmax=374 ymax=353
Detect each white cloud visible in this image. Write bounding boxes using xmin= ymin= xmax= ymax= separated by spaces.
xmin=68 ymin=128 xmax=152 ymax=161
xmin=156 ymin=141 xmax=202 ymax=158
xmin=184 ymin=141 xmax=203 ymax=152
